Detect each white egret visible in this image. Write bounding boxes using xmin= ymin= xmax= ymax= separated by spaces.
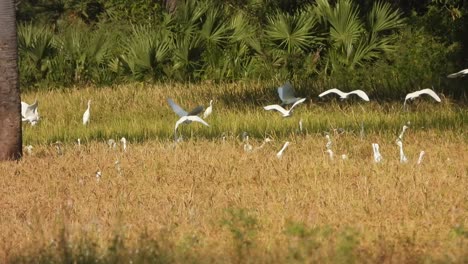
xmin=254 ymin=137 xmax=273 ymax=151
xmin=264 ymin=98 xmax=306 ymax=117
xmin=276 ymin=141 xmax=290 ymax=159
xmin=25 ymin=145 xmax=33 ymax=155
xmin=299 ymin=118 xmax=303 ymax=133
xmin=120 ymin=137 xmax=127 ymax=152
xmin=397 ymin=125 xmax=409 ymax=141
xmin=83 ymin=100 xmax=91 ymax=125
xmin=417 ymin=151 xmax=425 ymax=165
xmin=447 ymin=68 xmax=468 ymax=78
xmin=372 ymin=143 xmax=383 ymax=163
xmin=404 ymin=88 xmax=441 ymax=108
xmin=21 ymin=99 xmax=40 ymax=126
xmin=203 ymin=100 xmax=213 ymax=119
xmin=396 ymin=140 xmax=408 ymax=163
xmin=107 ymin=139 xmax=117 ymax=149
xmin=326 ymin=149 xmax=334 ymax=160
xmin=325 ymin=134 xmax=332 ymax=150
xmin=277 ymin=81 xmax=305 ymax=105
xmin=168 ymin=98 xmax=204 ymax=118
xmin=242 ymin=133 xmax=253 ymax=152
xmin=319 ymin=88 xmax=370 ymax=101
xmin=174 ymin=115 xmax=209 ymax=140
xmin=77 ymin=138 xmax=81 ymax=148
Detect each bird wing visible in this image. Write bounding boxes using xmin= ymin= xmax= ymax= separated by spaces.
xmin=167 ymin=98 xmax=188 ymax=117
xmin=175 ymin=115 xmax=210 ymax=132
xmin=289 ymin=98 xmax=306 ymax=111
xmin=263 ymin=104 xmax=288 ymax=116
xmin=349 ymin=90 xmax=370 ymax=101
xmin=318 ymin=88 xmax=344 ymax=98
xmin=447 ymin=69 xmax=468 ymax=78
xmin=187 ymin=105 xmax=204 ymax=116
xmin=277 ymin=81 xmax=296 ymax=102
xmin=418 ymin=88 xmax=441 ymax=102
xmin=21 ymin=102 xmax=29 ymax=117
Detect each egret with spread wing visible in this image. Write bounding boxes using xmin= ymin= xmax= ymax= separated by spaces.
xmin=174 ymin=115 xmax=209 ymax=141
xmin=403 ymin=88 xmax=441 ymax=108
xmin=264 ymin=98 xmax=306 ymax=117
xmin=277 ymin=81 xmax=305 ymax=105
xmin=21 ymin=99 xmax=39 ymax=126
xmin=447 ymin=68 xmax=468 ymax=78
xmin=319 ymin=88 xmax=370 ymax=101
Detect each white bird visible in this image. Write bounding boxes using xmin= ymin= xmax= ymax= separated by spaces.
xmin=24 ymin=145 xmax=33 ymax=155
xmin=372 ymin=143 xmax=383 ymax=163
xmin=83 ymin=100 xmax=91 ymax=125
xmin=203 ymin=100 xmax=213 ymax=119
xmin=77 ymin=138 xmax=81 ymax=148
xmin=168 ymin=98 xmax=204 ymax=118
xmin=277 ymin=81 xmax=305 ymax=105
xmin=404 ymin=88 xmax=441 ymax=108
xmin=341 ymin=154 xmax=348 ymax=160
xmin=447 ymin=68 xmax=468 ymax=78
xmin=325 ymin=134 xmax=332 ymax=150
xmin=276 ymin=141 xmax=290 ymax=159
xmin=417 ymin=151 xmax=425 ymax=165
xmin=174 ymin=115 xmax=209 ymax=140
xmin=264 ymin=98 xmax=306 ymax=117
xmin=21 ymin=99 xmax=40 ymax=126
xmin=242 ymin=133 xmax=253 ymax=152
xmin=319 ymin=88 xmax=370 ymax=102
xmin=396 ymin=140 xmax=408 ymax=163
xmin=107 ymin=139 xmax=117 ymax=149
xmin=254 ymin=137 xmax=273 ymax=151
xmin=326 ymin=149 xmax=334 ymax=160
xmin=397 ymin=125 xmax=409 ymax=141
xmin=120 ymin=137 xmax=127 ymax=152
xmin=299 ymin=119 xmax=303 ymax=133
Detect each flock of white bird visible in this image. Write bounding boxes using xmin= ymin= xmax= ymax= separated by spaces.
xmin=20 ymin=68 xmax=466 ymax=165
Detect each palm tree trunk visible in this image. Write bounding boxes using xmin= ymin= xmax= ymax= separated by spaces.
xmin=0 ymin=0 xmax=22 ymax=160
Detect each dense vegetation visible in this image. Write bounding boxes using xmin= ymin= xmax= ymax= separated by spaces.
xmin=16 ymin=0 xmax=468 ymax=99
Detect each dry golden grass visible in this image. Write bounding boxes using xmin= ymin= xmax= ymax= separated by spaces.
xmin=1 ymin=131 xmax=467 ymax=263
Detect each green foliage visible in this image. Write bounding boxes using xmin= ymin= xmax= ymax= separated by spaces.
xmin=221 ymin=208 xmax=258 ymax=262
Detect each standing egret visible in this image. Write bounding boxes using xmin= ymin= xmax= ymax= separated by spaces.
xmin=174 ymin=115 xmax=209 ymax=140
xmin=263 ymin=98 xmax=306 ymax=117
xmin=326 ymin=149 xmax=334 ymax=160
xmin=403 ymin=88 xmax=441 ymax=108
xmin=203 ymin=100 xmax=213 ymax=119
xmin=277 ymin=81 xmax=305 ymax=105
xmin=319 ymin=88 xmax=370 ymax=101
xmin=276 ymin=141 xmax=290 ymax=159
xmin=396 ymin=140 xmax=408 ymax=163
xmin=447 ymin=68 xmax=468 ymax=78
xmin=299 ymin=119 xmax=303 ymax=133
xmin=325 ymin=134 xmax=332 ymax=150
xmin=25 ymin=145 xmax=33 ymax=155
xmin=120 ymin=137 xmax=127 ymax=152
xmin=397 ymin=125 xmax=409 ymax=141
xmin=96 ymin=170 xmax=102 ymax=182
xmin=417 ymin=151 xmax=425 ymax=165
xmin=83 ymin=100 xmax=91 ymax=125
xmin=77 ymin=138 xmax=81 ymax=148
xmin=372 ymin=143 xmax=383 ymax=163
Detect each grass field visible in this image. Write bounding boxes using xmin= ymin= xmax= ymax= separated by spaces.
xmin=2 ymin=83 xmax=467 ymax=263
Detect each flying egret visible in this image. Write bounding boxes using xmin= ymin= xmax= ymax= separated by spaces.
xmin=276 ymin=141 xmax=290 ymax=159
xmin=168 ymin=98 xmax=204 ymax=117
xmin=372 ymin=143 xmax=383 ymax=163
xmin=120 ymin=137 xmax=127 ymax=152
xmin=319 ymin=88 xmax=370 ymax=102
xmin=203 ymin=100 xmax=213 ymax=119
xmin=417 ymin=151 xmax=425 ymax=165
xmin=174 ymin=115 xmax=209 ymax=140
xmin=21 ymin=99 xmax=40 ymax=126
xmin=447 ymin=68 xmax=468 ymax=78
xmin=264 ymin=98 xmax=306 ymax=117
xmin=396 ymin=140 xmax=408 ymax=163
xmin=277 ymin=81 xmax=305 ymax=105
xmin=83 ymin=100 xmax=91 ymax=125
xmin=403 ymin=88 xmax=441 ymax=108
